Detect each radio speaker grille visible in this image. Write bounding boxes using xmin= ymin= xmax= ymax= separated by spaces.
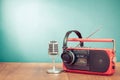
xmin=89 ymin=50 xmax=110 ymax=72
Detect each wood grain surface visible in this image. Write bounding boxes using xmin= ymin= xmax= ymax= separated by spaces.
xmin=0 ymin=63 xmax=120 ymax=80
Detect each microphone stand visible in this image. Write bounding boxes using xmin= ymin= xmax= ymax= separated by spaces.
xmin=47 ymin=54 xmax=62 ymax=74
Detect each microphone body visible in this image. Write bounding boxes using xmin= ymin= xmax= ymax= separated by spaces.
xmin=48 ymin=41 xmax=58 ymax=55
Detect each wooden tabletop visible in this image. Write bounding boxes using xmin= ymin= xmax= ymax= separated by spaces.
xmin=0 ymin=63 xmax=120 ymax=80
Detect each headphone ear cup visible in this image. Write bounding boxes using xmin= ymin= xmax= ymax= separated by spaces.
xmin=61 ymin=50 xmax=75 ymax=65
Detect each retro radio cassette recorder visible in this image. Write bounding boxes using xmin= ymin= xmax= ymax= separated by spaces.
xmin=61 ymin=30 xmax=116 ymax=75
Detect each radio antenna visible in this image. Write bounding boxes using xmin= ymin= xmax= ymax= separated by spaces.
xmin=75 ymin=26 xmax=102 ymax=47
xmin=86 ymin=26 xmax=102 ymax=38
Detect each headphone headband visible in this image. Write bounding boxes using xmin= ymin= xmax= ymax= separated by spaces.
xmin=63 ymin=30 xmax=83 ymax=49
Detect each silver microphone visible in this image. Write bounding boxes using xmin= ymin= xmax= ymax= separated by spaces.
xmin=48 ymin=41 xmax=58 ymax=55
xmin=47 ymin=40 xmax=62 ymax=74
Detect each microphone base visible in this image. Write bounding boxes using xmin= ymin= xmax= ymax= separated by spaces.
xmin=47 ymin=69 xmax=63 ymax=74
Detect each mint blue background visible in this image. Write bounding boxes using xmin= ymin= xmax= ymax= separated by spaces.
xmin=0 ymin=0 xmax=120 ymax=62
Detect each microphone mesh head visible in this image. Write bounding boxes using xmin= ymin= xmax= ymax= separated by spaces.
xmin=49 ymin=41 xmax=58 ymax=55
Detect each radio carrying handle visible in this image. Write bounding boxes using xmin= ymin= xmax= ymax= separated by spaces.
xmin=67 ymin=38 xmax=116 ymax=52
xmin=63 ymin=30 xmax=83 ymax=50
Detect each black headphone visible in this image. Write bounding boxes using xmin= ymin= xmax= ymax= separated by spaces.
xmin=61 ymin=30 xmax=84 ymax=65
xmin=63 ymin=30 xmax=83 ymax=49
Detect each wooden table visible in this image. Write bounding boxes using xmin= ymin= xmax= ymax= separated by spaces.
xmin=0 ymin=63 xmax=120 ymax=80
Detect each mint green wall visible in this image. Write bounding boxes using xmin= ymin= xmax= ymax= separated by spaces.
xmin=0 ymin=0 xmax=120 ymax=62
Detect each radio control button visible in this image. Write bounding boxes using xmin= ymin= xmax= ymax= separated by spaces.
xmin=112 ymin=66 xmax=115 ymax=69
